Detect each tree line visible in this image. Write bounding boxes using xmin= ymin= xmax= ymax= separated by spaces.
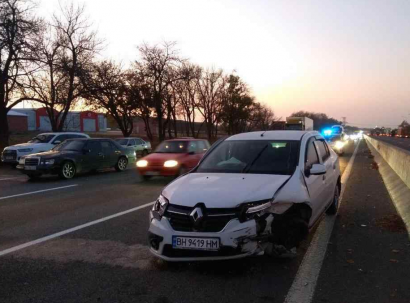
xmin=0 ymin=0 xmax=278 ymax=150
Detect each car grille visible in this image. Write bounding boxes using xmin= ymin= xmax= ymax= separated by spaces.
xmin=165 ymin=204 xmax=239 ymax=232
xmin=25 ymin=158 xmax=39 ymax=166
xmin=162 ymin=244 xmax=242 ymax=258
xmin=2 ymin=150 xmax=17 ymax=160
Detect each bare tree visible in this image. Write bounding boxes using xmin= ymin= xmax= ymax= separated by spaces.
xmin=127 ymin=70 xmax=155 ymax=140
xmin=172 ymin=63 xmax=202 ymax=137
xmin=246 ymin=102 xmax=278 ymax=131
xmin=0 ymin=0 xmax=41 ymax=149
xmin=81 ymin=61 xmax=136 ymax=137
xmin=136 ymin=42 xmax=182 ymax=141
xmin=196 ymin=68 xmax=225 ymax=140
xmin=26 ymin=3 xmax=101 ymax=131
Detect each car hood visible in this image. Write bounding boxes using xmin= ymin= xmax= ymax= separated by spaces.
xmin=162 ymin=173 xmax=291 ymax=208
xmin=143 ymin=152 xmax=187 ymax=163
xmin=6 ymin=142 xmax=48 ymax=150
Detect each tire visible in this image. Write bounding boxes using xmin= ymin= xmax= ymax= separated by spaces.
xmin=115 ymin=157 xmax=128 ymax=172
xmin=142 ymin=149 xmax=149 ymax=156
xmin=59 ymin=161 xmax=76 ymax=180
xmin=27 ymin=174 xmax=41 ymax=181
xmin=142 ymin=175 xmax=152 ymax=181
xmin=326 ymin=185 xmax=340 ymax=215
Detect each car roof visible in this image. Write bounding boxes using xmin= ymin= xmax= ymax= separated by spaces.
xmin=38 ymin=132 xmax=89 ymax=136
xmin=165 ymin=138 xmax=207 ymax=142
xmin=226 ymin=130 xmax=320 ymax=141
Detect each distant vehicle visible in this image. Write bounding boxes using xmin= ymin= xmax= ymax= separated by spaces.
xmin=326 ymin=134 xmax=346 ymax=155
xmin=285 ymin=117 xmax=314 ymax=131
xmin=331 ymin=125 xmax=344 ymax=135
xmin=136 ymin=138 xmax=210 ymax=180
xmin=1 ymin=132 xmax=90 ymax=165
xmin=148 ymin=131 xmax=341 ymax=261
xmin=115 ymin=137 xmax=152 ymax=156
xmin=17 ymin=138 xmax=136 ymax=180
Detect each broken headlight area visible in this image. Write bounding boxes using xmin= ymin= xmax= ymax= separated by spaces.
xmin=152 ymin=194 xmax=169 ymax=219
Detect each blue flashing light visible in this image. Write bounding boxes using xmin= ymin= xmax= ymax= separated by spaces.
xmin=323 ymin=129 xmax=333 ymax=136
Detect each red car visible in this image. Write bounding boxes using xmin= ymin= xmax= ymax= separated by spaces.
xmin=136 ymin=138 xmax=211 ymax=180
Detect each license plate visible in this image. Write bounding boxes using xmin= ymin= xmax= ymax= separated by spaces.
xmin=25 ymin=166 xmax=36 ymax=171
xmin=145 ymin=171 xmax=160 ymax=176
xmin=172 ymin=236 xmax=220 ymax=251
xmin=5 ymin=156 xmax=14 ymax=160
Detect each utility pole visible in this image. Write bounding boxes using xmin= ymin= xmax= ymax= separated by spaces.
xmin=342 ymin=117 xmax=347 ymax=127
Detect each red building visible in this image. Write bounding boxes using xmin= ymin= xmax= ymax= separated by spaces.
xmin=7 ymin=110 xmax=28 ymax=132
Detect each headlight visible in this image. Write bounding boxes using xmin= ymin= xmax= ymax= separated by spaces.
xmin=18 ymin=148 xmax=33 ymax=152
xmin=335 ymin=141 xmax=345 ymax=149
xmin=137 ymin=160 xmax=148 ymax=167
xmin=246 ymin=201 xmax=272 ymax=214
xmin=42 ymin=159 xmax=55 ymax=165
xmin=152 ymin=194 xmax=169 ymax=216
xmin=164 ymin=160 xmax=178 ymax=167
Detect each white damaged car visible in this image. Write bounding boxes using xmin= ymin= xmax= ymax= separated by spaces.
xmin=148 ymin=131 xmax=341 ymax=261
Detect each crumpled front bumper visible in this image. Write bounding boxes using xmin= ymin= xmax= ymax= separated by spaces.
xmin=148 ymin=211 xmax=262 ymax=261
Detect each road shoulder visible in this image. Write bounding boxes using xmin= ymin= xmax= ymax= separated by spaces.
xmin=313 ymin=140 xmax=410 ymax=303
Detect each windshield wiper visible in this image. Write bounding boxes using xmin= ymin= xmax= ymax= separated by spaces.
xmin=241 ymin=144 xmax=269 ymax=173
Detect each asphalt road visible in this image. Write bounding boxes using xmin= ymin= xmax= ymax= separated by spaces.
xmin=371 ymin=135 xmax=410 ymax=152
xmin=1 ymin=140 xmax=406 ymax=303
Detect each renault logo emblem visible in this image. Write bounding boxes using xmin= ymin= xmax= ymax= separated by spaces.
xmin=190 ymin=207 xmax=204 ymax=223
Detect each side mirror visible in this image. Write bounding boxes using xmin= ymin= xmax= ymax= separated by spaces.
xmin=188 ymin=151 xmax=195 ymax=155
xmin=310 ymin=164 xmax=327 ymax=175
xmin=53 ymin=140 xmax=61 ymax=145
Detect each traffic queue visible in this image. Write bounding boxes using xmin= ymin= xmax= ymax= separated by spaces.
xmin=1 ymin=128 xmax=352 ymax=181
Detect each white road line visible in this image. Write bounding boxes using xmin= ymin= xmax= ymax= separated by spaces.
xmin=0 ymin=201 xmax=155 ymax=257
xmin=284 ymin=140 xmax=361 ymax=303
xmin=0 ymin=184 xmax=79 ymax=201
xmin=0 ymin=177 xmax=23 ymax=181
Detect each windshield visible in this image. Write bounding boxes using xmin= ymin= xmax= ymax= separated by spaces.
xmin=29 ymin=134 xmax=55 ymax=143
xmin=196 ymin=140 xmax=300 ymax=175
xmin=155 ymin=141 xmax=188 ymax=153
xmin=53 ymin=140 xmax=86 ymax=151
xmin=116 ymin=139 xmax=129 ymax=146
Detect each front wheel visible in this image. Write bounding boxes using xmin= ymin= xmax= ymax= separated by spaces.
xmin=326 ymin=185 xmax=340 ymax=215
xmin=59 ymin=161 xmax=76 ymax=179
xmin=115 ymin=157 xmax=128 ymax=172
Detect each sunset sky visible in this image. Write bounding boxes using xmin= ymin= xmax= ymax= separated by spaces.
xmin=37 ymin=0 xmax=410 ymax=128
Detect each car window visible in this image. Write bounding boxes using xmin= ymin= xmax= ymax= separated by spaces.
xmin=305 ymin=138 xmax=319 ymax=171
xmin=28 ymin=134 xmax=55 ymax=143
xmin=316 ymin=140 xmax=330 ymax=162
xmin=86 ymin=141 xmax=102 ymax=153
xmin=101 ymin=141 xmax=115 ymax=153
xmin=135 ymin=139 xmax=143 ymax=145
xmin=53 ymin=135 xmax=69 ymax=144
xmin=188 ymin=141 xmax=198 ymax=153
xmin=116 ymin=139 xmax=129 ymax=146
xmin=196 ymin=141 xmax=208 ymax=154
xmin=54 ymin=140 xmax=86 ymax=151
xmin=196 ymin=140 xmax=299 ymax=175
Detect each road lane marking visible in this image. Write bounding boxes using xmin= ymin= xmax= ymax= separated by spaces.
xmin=284 ymin=140 xmax=360 ymax=303
xmin=0 ymin=184 xmax=79 ymax=201
xmin=0 ymin=201 xmax=155 ymax=257
xmin=0 ymin=177 xmax=23 ymax=181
